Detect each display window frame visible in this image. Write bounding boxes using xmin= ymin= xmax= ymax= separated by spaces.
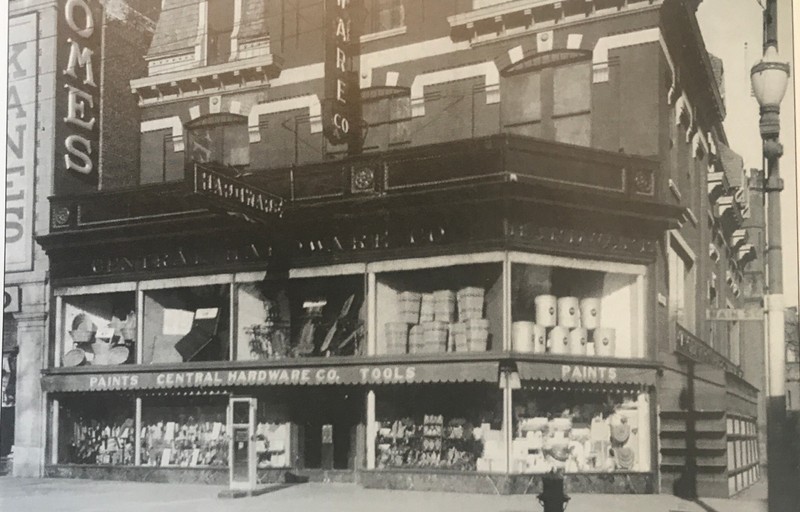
xmin=233 ymin=264 xmax=368 ymax=362
xmin=367 ymin=252 xmax=508 ymax=358
xmin=369 ymin=382 xmax=506 ymax=473
xmin=508 ymin=251 xmax=648 ymax=360
xmin=509 ymin=383 xmax=653 ymax=475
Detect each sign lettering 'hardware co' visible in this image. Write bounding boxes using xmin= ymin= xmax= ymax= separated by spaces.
xmin=55 ymin=0 xmax=102 ymax=194
xmin=324 ymin=0 xmax=362 ymax=149
xmin=43 ymin=365 xmax=425 ymax=392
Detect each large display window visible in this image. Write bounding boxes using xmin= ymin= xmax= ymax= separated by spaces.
xmin=375 ymin=263 xmax=503 ymax=356
xmin=58 ymin=290 xmax=137 ymax=367
xmin=142 ymin=283 xmax=231 ymax=364
xmin=510 ymin=258 xmax=645 ymax=358
xmin=374 ymin=384 xmax=503 ymax=471
xmin=56 ymin=394 xmax=135 ymax=465
xmin=511 ymin=386 xmax=651 ymax=474
xmin=235 ymin=275 xmax=366 ymax=360
xmin=140 ymin=395 xmax=228 ymax=467
xmin=254 ymin=400 xmax=293 ymax=469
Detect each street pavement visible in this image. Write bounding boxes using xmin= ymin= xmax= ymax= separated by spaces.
xmin=0 ymin=477 xmax=768 ymax=512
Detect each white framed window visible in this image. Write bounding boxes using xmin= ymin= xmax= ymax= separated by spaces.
xmin=364 ymin=0 xmax=405 ymax=34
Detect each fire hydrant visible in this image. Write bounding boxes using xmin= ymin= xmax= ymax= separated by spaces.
xmin=537 ymin=469 xmax=570 ymax=512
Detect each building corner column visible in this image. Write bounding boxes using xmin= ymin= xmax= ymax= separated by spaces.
xmin=11 ymin=311 xmax=48 ymax=478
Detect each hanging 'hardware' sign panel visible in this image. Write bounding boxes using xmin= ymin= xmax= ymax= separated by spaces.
xmin=55 ymin=0 xmax=102 ymax=194
xmin=324 ymin=0 xmax=362 ymax=151
xmin=193 ymin=164 xmax=285 ymax=220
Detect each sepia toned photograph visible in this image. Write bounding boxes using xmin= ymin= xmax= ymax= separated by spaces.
xmin=2 ymin=0 xmax=799 ymax=510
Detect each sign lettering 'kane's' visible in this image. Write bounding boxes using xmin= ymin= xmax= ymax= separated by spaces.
xmin=324 ymin=0 xmax=362 ymax=149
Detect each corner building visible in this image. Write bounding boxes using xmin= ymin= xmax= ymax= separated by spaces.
xmin=35 ymin=0 xmax=764 ymax=498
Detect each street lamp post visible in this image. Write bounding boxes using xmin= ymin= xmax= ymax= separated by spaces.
xmin=750 ymin=1 xmax=791 ymax=510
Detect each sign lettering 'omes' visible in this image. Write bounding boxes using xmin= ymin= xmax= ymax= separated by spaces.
xmin=324 ymin=0 xmax=362 ymax=150
xmin=55 ymin=0 xmax=102 ymax=194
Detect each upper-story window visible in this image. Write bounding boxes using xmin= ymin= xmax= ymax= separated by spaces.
xmin=668 ymin=233 xmax=696 ymax=334
xmin=186 ymin=113 xmax=249 ymax=168
xmin=365 ymin=0 xmax=405 ymax=34
xmin=207 ymin=0 xmax=236 ymax=65
xmin=500 ymin=50 xmax=592 ymax=147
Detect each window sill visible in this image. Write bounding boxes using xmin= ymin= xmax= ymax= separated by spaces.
xmin=360 ymin=26 xmax=407 ymax=44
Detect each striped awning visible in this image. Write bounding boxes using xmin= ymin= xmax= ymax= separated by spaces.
xmin=42 ymin=360 xmax=500 ymax=393
xmin=516 ymin=361 xmax=656 ymax=388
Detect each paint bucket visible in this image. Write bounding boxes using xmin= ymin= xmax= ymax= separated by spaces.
xmin=512 ymin=321 xmax=536 ymax=352
xmin=593 ymin=327 xmax=616 ymax=357
xmin=384 ymin=323 xmax=410 ymax=355
xmin=108 ymin=345 xmax=131 ymax=365
xmin=557 ymin=297 xmax=580 ymax=328
xmin=548 ymin=326 xmax=569 ymax=355
xmin=457 ymin=287 xmax=485 ymax=320
xmin=398 ymin=291 xmax=422 ymax=324
xmin=63 ymin=348 xmax=87 ymax=367
xmin=408 ymin=324 xmax=425 ymax=354
xmin=422 ymin=321 xmax=448 ymax=352
xmin=465 ymin=318 xmax=489 ymax=352
xmin=569 ymin=328 xmax=588 ymax=356
xmin=449 ymin=322 xmax=467 ymax=352
xmin=580 ymin=298 xmax=601 ymax=330
xmin=534 ymin=295 xmax=557 ymax=327
xmin=433 ymin=290 xmax=456 ymax=323
xmin=532 ymin=325 xmax=547 ymax=354
xmin=419 ymin=293 xmax=435 ymax=323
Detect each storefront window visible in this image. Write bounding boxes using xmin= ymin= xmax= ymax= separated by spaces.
xmin=511 ymin=262 xmax=643 ymax=358
xmin=140 ymin=395 xmax=228 ymax=467
xmin=255 ymin=399 xmax=293 ymax=468
xmin=235 ymin=276 xmax=365 ymax=360
xmin=142 ymin=284 xmax=230 ymax=364
xmin=511 ymin=387 xmax=650 ymax=473
xmin=376 ymin=264 xmax=503 ymax=356
xmin=57 ymin=394 xmax=135 ymax=465
xmin=375 ymin=384 xmax=502 ymax=471
xmin=60 ymin=292 xmax=137 ymax=368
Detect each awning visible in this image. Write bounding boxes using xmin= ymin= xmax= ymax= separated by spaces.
xmin=516 ymin=361 xmax=656 ymax=388
xmin=42 ymin=360 xmax=500 ymax=393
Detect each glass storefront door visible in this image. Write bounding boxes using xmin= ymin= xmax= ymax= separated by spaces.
xmin=228 ymin=397 xmax=256 ymax=490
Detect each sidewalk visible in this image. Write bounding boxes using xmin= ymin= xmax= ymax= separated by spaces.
xmin=0 ymin=477 xmax=767 ymax=512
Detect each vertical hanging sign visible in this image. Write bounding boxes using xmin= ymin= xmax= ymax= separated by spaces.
xmin=54 ymin=0 xmax=103 ymax=195
xmin=324 ymin=0 xmax=362 ymax=153
xmin=6 ymin=13 xmax=39 ymax=273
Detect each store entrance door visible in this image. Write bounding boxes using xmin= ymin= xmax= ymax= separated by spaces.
xmin=228 ymin=397 xmax=256 ymax=490
xmin=300 ymin=389 xmax=362 ymax=470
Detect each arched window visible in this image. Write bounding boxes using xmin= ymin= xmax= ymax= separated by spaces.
xmin=185 ymin=113 xmax=249 ymax=168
